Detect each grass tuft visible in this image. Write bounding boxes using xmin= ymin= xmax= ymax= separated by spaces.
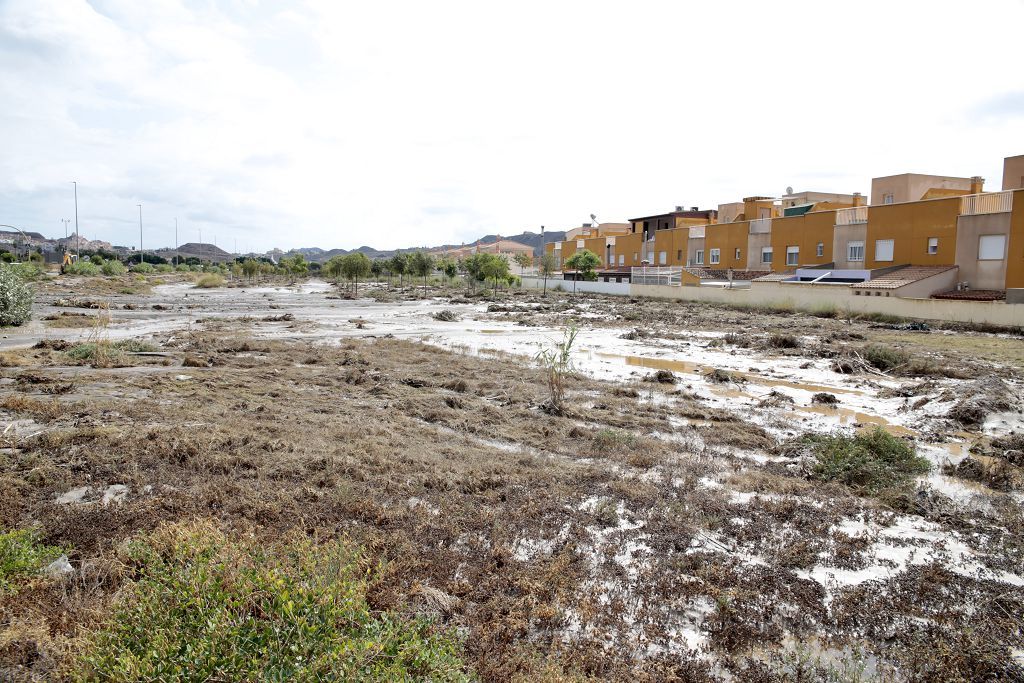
xmin=194 ymin=274 xmax=225 ymax=288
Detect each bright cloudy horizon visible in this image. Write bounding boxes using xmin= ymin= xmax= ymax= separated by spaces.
xmin=2 ymin=0 xmax=1023 ymax=253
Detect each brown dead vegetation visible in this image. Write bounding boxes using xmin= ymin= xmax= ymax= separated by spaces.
xmin=1 ymin=283 xmax=1023 ymax=681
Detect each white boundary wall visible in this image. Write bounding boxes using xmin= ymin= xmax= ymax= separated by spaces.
xmin=522 ymin=277 xmax=631 ymax=296
xmin=521 ymin=277 xmax=1022 ymax=326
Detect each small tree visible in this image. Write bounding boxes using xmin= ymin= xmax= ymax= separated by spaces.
xmin=242 ymin=258 xmax=260 ymax=282
xmin=0 ymin=265 xmax=33 ymax=327
xmin=565 ymin=249 xmax=600 ymax=294
xmin=340 ymin=252 xmax=371 ymax=295
xmin=513 ymin=252 xmax=532 ymax=276
xmin=370 ymin=259 xmax=383 ymax=282
xmin=407 ymin=251 xmax=435 ymax=296
xmin=538 ymin=252 xmax=557 ymax=296
xmin=479 ymin=253 xmax=510 ymax=295
xmin=442 ymin=258 xmax=458 ymax=286
xmin=390 ymin=254 xmax=408 ymax=288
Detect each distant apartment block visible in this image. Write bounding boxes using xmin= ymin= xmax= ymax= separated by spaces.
xmin=544 ymin=154 xmax=1024 ymax=302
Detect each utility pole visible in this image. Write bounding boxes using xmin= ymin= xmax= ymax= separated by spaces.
xmin=60 ymin=218 xmax=69 ymax=239
xmin=541 ymin=225 xmax=547 ymax=296
xmin=72 ymin=181 xmax=80 ymax=258
xmin=137 ymin=204 xmax=143 ymax=264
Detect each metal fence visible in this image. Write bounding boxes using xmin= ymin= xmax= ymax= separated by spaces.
xmin=630 ymin=266 xmax=683 ymax=286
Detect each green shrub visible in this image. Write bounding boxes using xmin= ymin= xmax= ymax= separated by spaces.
xmin=154 ymin=263 xmax=174 ymax=273
xmin=1 ymin=528 xmax=65 ymax=594
xmin=863 ymin=344 xmax=910 ymax=372
xmin=89 ymin=255 xmax=105 ymax=265
xmin=195 ymin=274 xmax=225 ymax=288
xmin=11 ymin=262 xmax=44 ymax=280
xmin=175 ymin=263 xmax=191 ymax=272
xmin=65 ymin=260 xmax=101 ymax=276
xmin=0 ymin=265 xmax=34 ymax=326
xmin=75 ymin=522 xmax=470 ymax=681
xmin=101 ymin=260 xmax=126 ymax=276
xmin=803 ymin=428 xmax=930 ymax=495
xmin=131 ymin=262 xmax=154 ymax=274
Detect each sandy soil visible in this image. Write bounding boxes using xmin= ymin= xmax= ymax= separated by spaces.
xmin=1 ymin=275 xmax=1022 ymax=681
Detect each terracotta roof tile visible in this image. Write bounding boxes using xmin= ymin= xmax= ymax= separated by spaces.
xmin=851 ymin=266 xmax=956 ymax=290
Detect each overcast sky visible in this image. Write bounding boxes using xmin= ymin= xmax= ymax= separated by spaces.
xmin=2 ymin=0 xmax=1023 ymax=253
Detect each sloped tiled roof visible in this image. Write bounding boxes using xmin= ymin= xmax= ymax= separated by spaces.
xmin=851 ymin=266 xmax=957 ymax=290
xmin=932 ymin=289 xmax=1006 ymax=301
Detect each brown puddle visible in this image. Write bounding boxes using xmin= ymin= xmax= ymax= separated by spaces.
xmin=787 ymin=405 xmax=917 ymax=437
xmin=597 ymin=352 xmax=864 ymax=396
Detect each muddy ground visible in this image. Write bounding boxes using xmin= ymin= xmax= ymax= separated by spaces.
xmin=1 ymin=275 xmax=1023 ymax=681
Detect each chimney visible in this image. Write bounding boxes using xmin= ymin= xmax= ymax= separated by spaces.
xmin=852 ymin=192 xmax=864 ymax=207
xmin=970 ymin=176 xmax=984 ymax=194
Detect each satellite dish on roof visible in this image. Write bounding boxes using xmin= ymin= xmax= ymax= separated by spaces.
xmin=785 ymin=186 xmax=794 ymax=195
xmin=589 ymin=213 xmax=597 ymax=223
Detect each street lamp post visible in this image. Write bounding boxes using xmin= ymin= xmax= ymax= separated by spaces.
xmin=72 ymin=181 xmax=79 ymax=258
xmin=541 ymin=225 xmax=547 ymax=296
xmin=137 ymin=204 xmax=143 ymax=265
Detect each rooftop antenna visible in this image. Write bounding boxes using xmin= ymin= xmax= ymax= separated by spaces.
xmin=785 ymin=186 xmax=794 ymax=195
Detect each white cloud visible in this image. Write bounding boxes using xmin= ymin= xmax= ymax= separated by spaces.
xmin=1 ymin=0 xmax=1022 ymax=252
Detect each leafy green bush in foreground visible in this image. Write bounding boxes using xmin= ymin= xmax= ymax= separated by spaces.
xmin=0 ymin=528 xmax=64 ymax=594
xmin=75 ymin=522 xmax=471 ymax=681
xmin=804 ymin=427 xmax=930 ymax=495
xmin=0 ymin=265 xmax=34 ymax=326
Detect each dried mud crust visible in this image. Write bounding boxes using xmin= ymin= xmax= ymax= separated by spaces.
xmin=0 ymin=284 xmax=1022 ymax=681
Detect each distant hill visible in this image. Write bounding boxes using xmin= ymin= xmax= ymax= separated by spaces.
xmin=290 ymin=231 xmax=567 ymax=263
xmin=171 ymin=242 xmax=232 ymax=259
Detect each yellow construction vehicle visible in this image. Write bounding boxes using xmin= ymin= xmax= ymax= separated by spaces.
xmin=60 ymin=251 xmax=77 ymax=274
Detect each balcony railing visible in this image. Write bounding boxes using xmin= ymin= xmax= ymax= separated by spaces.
xmin=748 ymin=217 xmax=772 ymax=234
xmin=960 ymin=191 xmax=1013 ymax=216
xmin=835 ymin=206 xmax=868 ymax=225
xmin=631 ymin=266 xmax=682 ymax=286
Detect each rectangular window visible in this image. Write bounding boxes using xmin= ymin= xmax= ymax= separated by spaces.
xmin=709 ymin=248 xmax=721 ymax=265
xmin=978 ymin=234 xmax=1007 ymax=260
xmin=786 ymin=246 xmax=799 ymax=266
xmin=618 ymin=254 xmax=624 ymax=266
xmin=848 ymin=241 xmax=864 ymax=262
xmin=816 ymin=242 xmax=824 ymax=257
xmin=927 ymin=237 xmax=938 ymax=255
xmin=761 ymin=247 xmax=773 ymax=263
xmin=875 ymin=239 xmax=894 ymax=262
xmin=659 ymin=251 xmax=667 ymax=265
xmin=633 ymin=252 xmax=638 ymax=263
xmin=883 ymin=193 xmax=894 ymax=205
xmin=734 ymin=248 xmax=741 ymax=260
xmin=677 ymin=249 xmax=682 ymax=261
xmin=695 ymin=250 xmax=704 ymax=265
